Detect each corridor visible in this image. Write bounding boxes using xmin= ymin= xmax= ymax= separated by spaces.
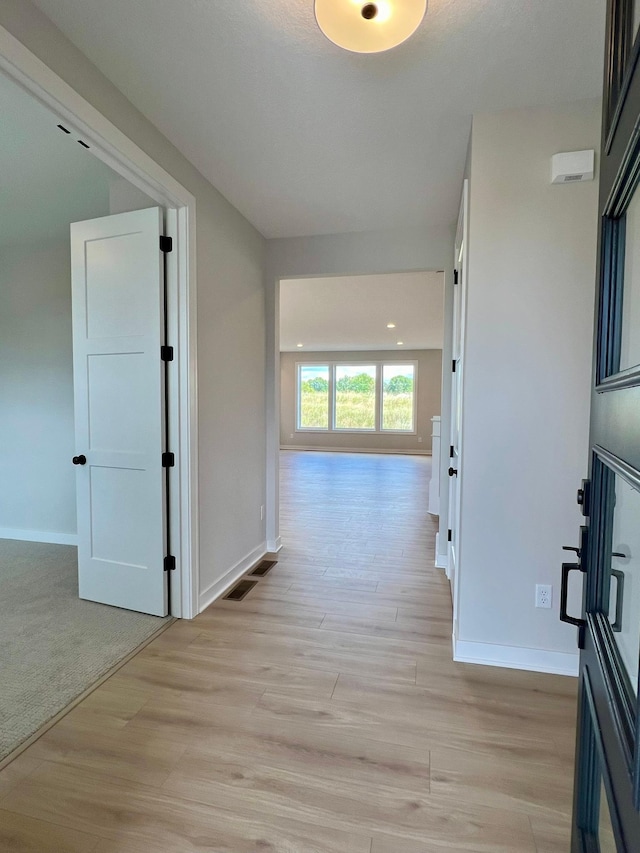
xmin=0 ymin=451 xmax=576 ymax=852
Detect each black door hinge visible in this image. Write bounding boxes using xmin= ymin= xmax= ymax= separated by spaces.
xmin=161 ymin=345 xmax=174 ymax=362
xmin=452 ymin=359 xmax=456 ymax=372
xmin=162 ymin=452 xmax=175 ymax=468
xmin=164 ymin=555 xmax=176 ymax=572
xmin=454 ymin=269 xmax=459 ymax=284
xmin=450 ymin=445 xmax=454 ymax=458
xmin=447 ymin=529 xmax=452 ymax=542
xmin=159 ymin=235 xmax=173 ymax=253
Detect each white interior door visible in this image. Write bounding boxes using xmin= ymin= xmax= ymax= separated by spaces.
xmin=447 ymin=253 xmax=462 ymax=590
xmin=71 ymin=207 xmax=168 ymax=616
xmin=448 ymin=180 xmax=468 ymax=629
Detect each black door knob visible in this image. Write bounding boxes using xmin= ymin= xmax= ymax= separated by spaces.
xmin=72 ymin=455 xmax=87 ymax=465
xmin=448 ymin=467 xmax=458 ymax=477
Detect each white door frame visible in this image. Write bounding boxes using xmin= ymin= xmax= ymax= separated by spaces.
xmin=0 ymin=25 xmax=198 ymax=619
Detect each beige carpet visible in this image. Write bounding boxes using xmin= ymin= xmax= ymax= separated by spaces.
xmin=0 ymin=538 xmax=170 ymax=760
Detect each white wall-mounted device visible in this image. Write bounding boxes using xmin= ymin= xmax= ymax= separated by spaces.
xmin=551 ymin=149 xmax=595 ymax=184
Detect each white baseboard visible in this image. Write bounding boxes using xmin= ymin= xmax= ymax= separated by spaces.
xmin=198 ymin=541 xmax=267 ymax=614
xmin=434 ymin=533 xmax=448 ymax=569
xmin=267 ymin=537 xmax=282 ymax=553
xmin=280 ymin=445 xmax=431 ymax=456
xmin=452 ymin=636 xmax=579 ymax=677
xmin=0 ymin=527 xmax=78 ymax=546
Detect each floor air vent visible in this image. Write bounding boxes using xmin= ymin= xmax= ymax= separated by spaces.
xmin=224 ymin=579 xmax=258 ymax=601
xmin=249 ymin=560 xmax=277 ymax=577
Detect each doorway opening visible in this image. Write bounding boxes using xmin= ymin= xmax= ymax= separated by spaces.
xmin=0 ymin=43 xmax=194 ymax=762
xmin=0 ymin=21 xmax=198 ymax=626
xmin=276 ymin=271 xmax=445 ymax=562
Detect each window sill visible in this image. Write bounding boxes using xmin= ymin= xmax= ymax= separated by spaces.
xmin=295 ymin=429 xmax=417 ymax=436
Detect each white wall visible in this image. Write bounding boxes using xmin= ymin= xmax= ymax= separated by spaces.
xmin=265 ymin=227 xmax=455 ymax=553
xmin=455 ymin=100 xmax=601 ymax=675
xmin=109 ymin=176 xmax=155 ymax=215
xmin=0 ymin=158 xmax=111 ymax=542
xmin=0 ymin=243 xmax=77 ymax=540
xmin=0 ymin=1 xmax=267 ymax=610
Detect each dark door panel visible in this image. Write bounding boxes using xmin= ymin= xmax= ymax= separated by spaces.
xmin=571 ymin=2 xmax=640 ymax=850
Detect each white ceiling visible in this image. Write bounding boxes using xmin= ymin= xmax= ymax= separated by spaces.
xmin=32 ymin=0 xmax=605 ymax=239
xmin=0 ymin=69 xmax=116 ymax=245
xmin=280 ymin=271 xmax=443 ymax=351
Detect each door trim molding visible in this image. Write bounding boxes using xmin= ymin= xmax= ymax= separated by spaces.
xmin=435 ymin=532 xmax=449 ymax=569
xmin=453 ymin=637 xmax=579 ymax=676
xmin=0 ymin=24 xmax=199 ymax=618
xmin=267 ymin=536 xmax=283 ymax=554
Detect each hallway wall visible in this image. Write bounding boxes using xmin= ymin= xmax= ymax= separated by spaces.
xmin=456 ymin=99 xmax=601 ymax=674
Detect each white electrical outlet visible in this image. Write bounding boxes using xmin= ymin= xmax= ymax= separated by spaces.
xmin=290 ymin=433 xmax=294 ymax=439
xmin=417 ymin=436 xmax=422 ymax=442
xmin=535 ymin=584 xmax=553 ymax=609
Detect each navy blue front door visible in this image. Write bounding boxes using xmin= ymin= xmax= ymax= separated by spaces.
xmin=570 ymin=3 xmax=640 ymax=850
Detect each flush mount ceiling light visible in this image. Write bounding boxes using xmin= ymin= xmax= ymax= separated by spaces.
xmin=396 ymin=340 xmax=404 ymax=346
xmin=386 ymin=322 xmax=396 ymax=328
xmin=315 ymin=0 xmax=427 ymax=54
xmin=296 ymin=342 xmax=304 ymax=347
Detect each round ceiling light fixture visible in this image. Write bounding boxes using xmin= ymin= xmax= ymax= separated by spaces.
xmin=315 ymin=0 xmax=427 ymax=54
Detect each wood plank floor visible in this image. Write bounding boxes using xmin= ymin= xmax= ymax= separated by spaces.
xmin=0 ymin=450 xmax=577 ymax=852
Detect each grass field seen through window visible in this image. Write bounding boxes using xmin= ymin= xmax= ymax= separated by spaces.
xmin=299 ymin=390 xmax=414 ymax=431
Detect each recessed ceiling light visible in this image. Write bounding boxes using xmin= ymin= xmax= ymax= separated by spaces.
xmin=396 ymin=341 xmax=404 ymax=346
xmin=386 ymin=322 xmax=396 ymax=329
xmin=315 ymin=0 xmax=427 ymax=54
xmin=296 ymin=343 xmax=304 ymax=347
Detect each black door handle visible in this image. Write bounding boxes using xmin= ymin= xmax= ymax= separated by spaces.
xmin=72 ymin=455 xmax=87 ymax=465
xmin=562 ymin=527 xmax=589 ymax=564
xmin=560 ymin=562 xmax=585 ymax=628
xmin=611 ymin=569 xmax=625 ymax=632
xmin=448 ymin=467 xmax=458 ymax=477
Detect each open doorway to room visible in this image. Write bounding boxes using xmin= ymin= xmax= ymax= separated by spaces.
xmin=279 ymin=272 xmax=444 ymax=456
xmin=0 ymin=67 xmax=179 ymax=763
xmin=276 ymin=271 xmax=445 ymax=575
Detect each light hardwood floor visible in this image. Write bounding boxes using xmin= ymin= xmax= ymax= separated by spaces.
xmin=0 ymin=450 xmax=577 ymax=852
